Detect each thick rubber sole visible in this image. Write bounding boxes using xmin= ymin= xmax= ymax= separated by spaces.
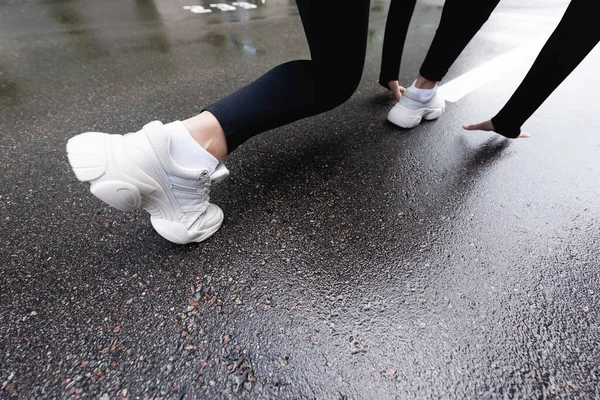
xmin=66 ymin=132 xmax=222 ymax=244
xmin=67 ymin=132 xmax=153 ymax=212
xmin=387 ymin=106 xmax=445 ymax=128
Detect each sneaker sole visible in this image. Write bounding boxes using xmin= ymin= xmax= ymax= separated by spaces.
xmin=387 ymin=106 xmax=445 ymax=128
xmin=151 ymin=214 xmax=222 ymax=245
xmin=66 ymin=132 xmax=222 ymax=244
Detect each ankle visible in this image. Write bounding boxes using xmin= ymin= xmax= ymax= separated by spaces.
xmin=183 ymin=112 xmax=228 ymax=160
xmin=414 ymin=75 xmax=437 ymax=90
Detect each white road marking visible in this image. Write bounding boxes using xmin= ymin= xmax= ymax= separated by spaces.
xmin=438 ymin=35 xmax=548 ymax=103
xmin=210 ymin=3 xmax=237 ymax=11
xmin=183 ymin=5 xmax=212 ymax=13
xmin=233 ymin=2 xmax=258 ymax=9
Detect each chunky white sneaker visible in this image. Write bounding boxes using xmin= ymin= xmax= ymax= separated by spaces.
xmin=66 ymin=121 xmax=229 ymax=244
xmin=387 ymin=85 xmax=445 ymax=128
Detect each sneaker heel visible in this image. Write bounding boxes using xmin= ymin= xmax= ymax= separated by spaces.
xmin=66 ymin=132 xmax=107 ymax=182
xmin=67 ymin=132 xmax=142 ymax=212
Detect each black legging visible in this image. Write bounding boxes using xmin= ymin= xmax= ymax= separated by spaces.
xmin=204 ymin=0 xmax=370 ymax=153
xmin=380 ymin=0 xmax=600 ymax=138
xmin=379 ymin=0 xmax=500 ymax=87
xmin=378 ymin=0 xmax=417 ymax=89
xmin=492 ymin=0 xmax=600 ymax=138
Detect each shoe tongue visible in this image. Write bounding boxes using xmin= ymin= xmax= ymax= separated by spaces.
xmin=211 ymin=163 xmax=230 ymax=184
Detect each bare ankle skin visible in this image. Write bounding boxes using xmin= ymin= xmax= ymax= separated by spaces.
xmin=183 ymin=112 xmax=228 ymax=160
xmin=414 ymin=74 xmax=437 ymax=90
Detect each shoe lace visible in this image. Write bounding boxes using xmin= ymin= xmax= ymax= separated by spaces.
xmin=183 ymin=180 xmax=212 ymax=231
xmin=196 ymin=180 xmax=211 ymax=214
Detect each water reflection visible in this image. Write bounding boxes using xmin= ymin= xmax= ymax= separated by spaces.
xmin=47 ymin=2 xmax=108 ymax=59
xmin=434 ymin=137 xmax=511 ymax=208
xmin=134 ymin=0 xmax=171 ymax=53
xmin=0 ymin=66 xmax=19 ymax=106
xmin=47 ymin=0 xmax=172 ymax=57
xmin=368 ymin=28 xmax=378 ymax=43
xmin=371 ymin=0 xmax=386 ymax=13
xmin=203 ymin=31 xmax=265 ymax=56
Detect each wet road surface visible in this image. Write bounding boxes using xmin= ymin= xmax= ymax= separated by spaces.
xmin=1 ymin=0 xmax=599 ymax=398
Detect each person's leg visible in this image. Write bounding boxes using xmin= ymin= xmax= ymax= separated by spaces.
xmin=418 ymin=0 xmax=501 ymax=85
xmin=378 ymin=0 xmax=418 ymax=97
xmin=387 ymin=0 xmax=500 ymax=128
xmin=196 ymin=0 xmax=371 ymax=154
xmin=67 ymin=0 xmax=372 ymax=244
xmin=471 ymin=0 xmax=600 ymax=138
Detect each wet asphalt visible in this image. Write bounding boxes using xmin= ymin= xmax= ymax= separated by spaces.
xmin=1 ymin=0 xmax=599 ymax=398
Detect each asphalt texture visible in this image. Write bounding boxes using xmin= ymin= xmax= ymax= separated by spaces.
xmin=1 ymin=0 xmax=599 ymax=398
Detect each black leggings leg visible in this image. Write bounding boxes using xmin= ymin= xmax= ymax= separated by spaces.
xmin=492 ymin=0 xmax=600 ymax=138
xmin=203 ymin=0 xmax=371 ymax=153
xmin=419 ymin=0 xmax=501 ymax=81
xmin=378 ymin=0 xmax=500 ymax=87
xmin=378 ymin=0 xmax=418 ymax=88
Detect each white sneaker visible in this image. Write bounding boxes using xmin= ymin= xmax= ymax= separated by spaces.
xmin=387 ymin=84 xmax=445 ymax=128
xmin=66 ymin=121 xmax=229 ymax=244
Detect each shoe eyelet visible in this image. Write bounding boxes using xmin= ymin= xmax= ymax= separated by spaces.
xmin=200 ymin=170 xmax=209 ymax=178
